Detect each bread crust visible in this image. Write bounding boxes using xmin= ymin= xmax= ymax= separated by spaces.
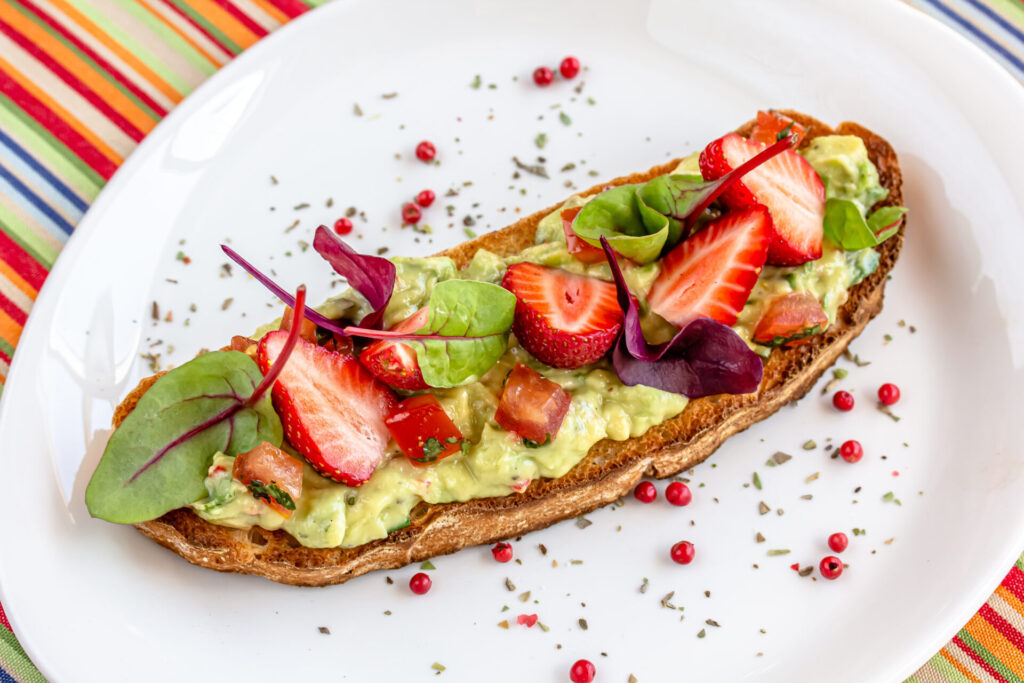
xmin=127 ymin=111 xmax=904 ymax=586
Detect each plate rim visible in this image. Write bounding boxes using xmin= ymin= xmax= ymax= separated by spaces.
xmin=1 ymin=0 xmax=1023 ymax=680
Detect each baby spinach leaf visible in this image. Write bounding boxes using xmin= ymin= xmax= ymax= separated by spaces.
xmin=413 ymin=280 xmax=516 ymax=387
xmin=86 ymin=286 xmax=310 ymax=524
xmin=85 ymin=351 xmax=283 ymax=523
xmin=345 ymin=280 xmax=516 ymax=388
xmin=823 ymin=198 xmax=906 ymax=251
xmin=571 ymin=135 xmax=799 ymax=264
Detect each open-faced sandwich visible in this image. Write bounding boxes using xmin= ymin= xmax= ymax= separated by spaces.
xmin=85 ymin=110 xmax=906 ymax=586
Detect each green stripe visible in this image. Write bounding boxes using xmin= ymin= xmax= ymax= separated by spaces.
xmin=113 ymin=0 xmax=217 ymax=78
xmin=984 ymin=0 xmax=1024 ymax=31
xmin=0 ymin=626 xmax=47 ymax=683
xmin=1016 ymin=551 xmax=1024 ymax=572
xmin=0 ymin=336 xmax=15 ymax=359
xmin=0 ymin=95 xmax=103 ymax=201
xmin=64 ymin=0 xmax=193 ymax=94
xmin=957 ymin=630 xmax=1024 ymax=683
xmin=926 ymin=652 xmax=971 ymax=682
xmin=0 ymin=209 xmax=59 ymax=268
xmin=164 ymin=0 xmax=242 ymax=56
xmin=9 ymin=0 xmax=162 ymax=122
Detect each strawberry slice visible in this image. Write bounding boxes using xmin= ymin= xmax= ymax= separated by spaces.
xmin=360 ymin=307 xmax=430 ymax=390
xmin=700 ymin=133 xmax=825 ymax=266
xmin=501 ymin=262 xmax=623 ymax=369
xmin=752 ymin=291 xmax=828 ymax=347
xmin=647 ymin=206 xmax=771 ymax=328
xmin=749 ymin=110 xmax=807 ymax=148
xmin=258 ymin=330 xmax=397 ymax=486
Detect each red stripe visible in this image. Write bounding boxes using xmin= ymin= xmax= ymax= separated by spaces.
xmin=15 ymin=0 xmax=169 ymax=117
xmin=0 ymin=228 xmax=49 ymax=291
xmin=155 ymin=0 xmax=234 ymax=55
xmin=266 ymin=0 xmax=307 ymax=19
xmin=0 ymin=292 xmax=28 ymax=326
xmin=0 ymin=17 xmax=145 ymax=142
xmin=952 ymin=635 xmax=1010 ymax=683
xmin=207 ymin=0 xmax=268 ymax=38
xmin=980 ymin=603 xmax=1024 ymax=651
xmin=0 ymin=345 xmax=10 ymax=366
xmin=1004 ymin=567 xmax=1024 ymax=604
xmin=0 ymin=70 xmax=116 ymax=179
xmin=0 ymin=602 xmax=10 ymax=630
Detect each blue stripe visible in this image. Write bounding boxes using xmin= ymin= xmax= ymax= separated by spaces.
xmin=0 ymin=164 xmax=73 ymax=237
xmin=0 ymin=664 xmax=18 ymax=683
xmin=962 ymin=0 xmax=1024 ymax=45
xmin=0 ymin=150 xmax=84 ymax=226
xmin=0 ymin=126 xmax=88 ymax=213
xmin=919 ymin=0 xmax=1024 ymax=74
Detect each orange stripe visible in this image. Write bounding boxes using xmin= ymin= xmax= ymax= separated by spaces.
xmin=248 ymin=0 xmax=289 ymax=25
xmin=0 ymin=259 xmax=38 ymax=301
xmin=137 ymin=0 xmax=221 ymax=68
xmin=964 ymin=613 xmax=1022 ymax=671
xmin=0 ymin=53 xmax=123 ymax=164
xmin=940 ymin=647 xmax=984 ymax=683
xmin=997 ymin=585 xmax=1024 ymax=618
xmin=2 ymin=8 xmax=157 ymax=133
xmin=0 ymin=308 xmax=24 ymax=348
xmin=184 ymin=0 xmax=260 ymax=48
xmin=46 ymin=0 xmax=183 ymax=104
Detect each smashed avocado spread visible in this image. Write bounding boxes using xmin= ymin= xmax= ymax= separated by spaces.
xmin=185 ymin=134 xmax=888 ymax=548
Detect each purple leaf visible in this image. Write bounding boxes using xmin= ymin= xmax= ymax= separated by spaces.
xmin=600 ymin=237 xmax=763 ymax=398
xmin=221 ymin=244 xmax=349 ymax=336
xmin=313 ymin=225 xmax=396 ymax=328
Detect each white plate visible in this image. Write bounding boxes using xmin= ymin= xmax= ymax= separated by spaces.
xmin=2 ymin=0 xmax=1024 ymax=680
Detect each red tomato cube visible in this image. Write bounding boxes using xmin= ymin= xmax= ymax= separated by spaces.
xmin=385 ymin=394 xmax=464 ymax=465
xmin=232 ymin=442 xmax=304 ymax=517
xmin=495 ymin=363 xmax=572 ymax=445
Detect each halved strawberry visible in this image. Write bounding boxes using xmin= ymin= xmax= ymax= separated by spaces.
xmin=360 ymin=307 xmax=430 ymax=390
xmin=700 ymin=133 xmax=825 ymax=266
xmin=647 ymin=206 xmax=771 ymax=327
xmin=749 ymin=110 xmax=807 ymax=148
xmin=501 ymin=263 xmax=622 ymax=369
xmin=258 ymin=331 xmax=397 ymax=486
xmin=752 ymin=291 xmax=828 ymax=347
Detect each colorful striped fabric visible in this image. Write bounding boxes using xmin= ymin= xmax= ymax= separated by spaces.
xmin=0 ymin=0 xmax=1021 ymax=680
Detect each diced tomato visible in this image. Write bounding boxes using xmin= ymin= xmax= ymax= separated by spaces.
xmin=280 ymin=305 xmax=317 ymax=343
xmin=495 ymin=363 xmax=572 ymax=444
xmin=561 ymin=207 xmax=607 ymax=264
xmin=750 ymin=110 xmax=807 ymax=148
xmin=385 ymin=394 xmax=464 ymax=465
xmin=752 ymin=292 xmax=828 ymax=347
xmin=232 ymin=442 xmax=304 ymax=518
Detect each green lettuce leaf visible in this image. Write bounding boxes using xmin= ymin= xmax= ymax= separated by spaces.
xmin=410 ymin=280 xmax=516 ymax=387
xmin=823 ymin=198 xmax=907 ymax=251
xmin=86 ymin=351 xmax=283 ymax=524
xmin=571 ymin=185 xmax=669 ymax=263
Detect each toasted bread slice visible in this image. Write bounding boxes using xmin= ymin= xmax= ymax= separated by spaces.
xmin=123 ymin=111 xmax=904 ymax=586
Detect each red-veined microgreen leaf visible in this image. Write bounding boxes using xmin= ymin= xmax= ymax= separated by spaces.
xmin=85 ymin=288 xmax=308 ymax=524
xmin=600 ymin=238 xmax=763 ymax=398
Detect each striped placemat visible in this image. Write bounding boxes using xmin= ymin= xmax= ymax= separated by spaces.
xmin=0 ymin=0 xmax=1021 ymax=680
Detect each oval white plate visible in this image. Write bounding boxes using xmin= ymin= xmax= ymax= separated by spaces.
xmin=2 ymin=0 xmax=1024 ymax=680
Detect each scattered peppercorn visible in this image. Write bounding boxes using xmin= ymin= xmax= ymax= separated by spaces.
xmin=665 ymin=481 xmax=692 ymax=506
xmin=333 ymin=217 xmax=353 ymax=235
xmin=409 ymin=572 xmax=432 ymax=594
xmin=819 ymin=556 xmax=843 ymax=580
xmin=670 ymin=540 xmax=695 ymax=565
xmin=416 ymin=189 xmax=436 ymax=207
xmin=633 ymin=481 xmax=657 ymax=503
xmin=415 ymin=140 xmax=436 ymax=162
xmin=492 ymin=542 xmax=513 ymax=563
xmin=533 ymin=66 xmax=554 ymax=86
xmin=839 ymin=439 xmax=863 ymax=463
xmin=833 ymin=390 xmax=855 ymax=411
xmin=559 ymin=56 xmax=581 ymax=79
xmin=828 ymin=532 xmax=849 ymax=553
xmin=878 ymin=383 xmax=901 ymax=406
xmin=402 ymin=202 xmax=422 ymax=224
xmin=569 ymin=659 xmax=595 ymax=683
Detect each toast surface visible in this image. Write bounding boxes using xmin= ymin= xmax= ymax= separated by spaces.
xmin=126 ymin=111 xmax=905 ymax=586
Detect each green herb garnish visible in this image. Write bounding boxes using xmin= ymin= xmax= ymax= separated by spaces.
xmin=248 ymin=479 xmax=296 ymax=511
